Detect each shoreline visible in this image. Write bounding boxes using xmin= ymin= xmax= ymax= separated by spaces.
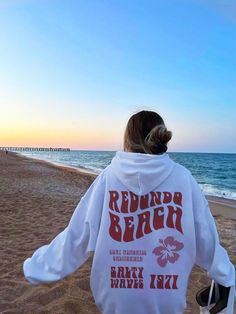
xmin=207 ymin=197 xmax=236 ymax=220
xmin=15 ymin=151 xmax=98 ymax=178
xmin=16 ymin=151 xmax=236 ymax=212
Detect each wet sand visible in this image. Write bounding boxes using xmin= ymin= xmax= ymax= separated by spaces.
xmin=0 ymin=151 xmax=235 ymax=313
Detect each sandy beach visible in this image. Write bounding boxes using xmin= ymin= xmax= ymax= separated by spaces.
xmin=0 ymin=151 xmax=235 ymax=314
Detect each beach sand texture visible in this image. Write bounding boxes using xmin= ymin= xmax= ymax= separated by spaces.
xmin=0 ymin=151 xmax=235 ymax=314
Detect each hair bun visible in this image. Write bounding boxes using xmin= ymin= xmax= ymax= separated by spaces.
xmin=153 ymin=125 xmax=172 ymax=143
xmin=145 ymin=125 xmax=172 ymax=153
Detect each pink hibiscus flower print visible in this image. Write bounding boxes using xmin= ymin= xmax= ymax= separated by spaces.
xmin=152 ymin=236 xmax=184 ymax=267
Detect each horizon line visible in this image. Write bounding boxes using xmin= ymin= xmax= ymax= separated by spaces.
xmin=3 ymin=147 xmax=235 ymax=154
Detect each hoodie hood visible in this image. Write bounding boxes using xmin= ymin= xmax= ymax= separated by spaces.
xmin=110 ymin=151 xmax=175 ymax=195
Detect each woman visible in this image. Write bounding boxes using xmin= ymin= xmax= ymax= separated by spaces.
xmin=23 ymin=110 xmax=235 ymax=314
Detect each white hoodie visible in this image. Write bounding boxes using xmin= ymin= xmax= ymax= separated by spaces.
xmin=23 ymin=151 xmax=235 ymax=314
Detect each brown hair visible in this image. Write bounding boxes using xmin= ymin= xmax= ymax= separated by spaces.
xmin=124 ymin=110 xmax=172 ymax=154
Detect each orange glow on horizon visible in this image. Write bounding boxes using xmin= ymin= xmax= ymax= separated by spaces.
xmin=0 ymin=123 xmax=123 ymax=150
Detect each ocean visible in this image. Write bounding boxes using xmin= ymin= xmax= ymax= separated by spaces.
xmin=19 ymin=150 xmax=236 ymax=200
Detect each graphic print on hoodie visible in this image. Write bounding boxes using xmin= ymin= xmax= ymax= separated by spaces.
xmin=23 ymin=152 xmax=235 ymax=314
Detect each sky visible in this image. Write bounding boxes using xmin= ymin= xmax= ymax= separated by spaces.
xmin=0 ymin=0 xmax=235 ymax=152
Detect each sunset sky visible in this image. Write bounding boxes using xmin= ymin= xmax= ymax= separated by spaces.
xmin=0 ymin=0 xmax=235 ymax=152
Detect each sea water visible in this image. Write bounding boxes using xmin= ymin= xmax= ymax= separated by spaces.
xmin=19 ymin=150 xmax=236 ymax=200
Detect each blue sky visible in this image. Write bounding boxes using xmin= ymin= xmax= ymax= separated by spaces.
xmin=0 ymin=0 xmax=235 ymax=152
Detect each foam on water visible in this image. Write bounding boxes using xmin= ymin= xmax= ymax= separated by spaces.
xmin=199 ymin=184 xmax=236 ymax=200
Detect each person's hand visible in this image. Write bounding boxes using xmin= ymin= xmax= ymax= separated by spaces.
xmin=196 ymin=284 xmax=230 ymax=314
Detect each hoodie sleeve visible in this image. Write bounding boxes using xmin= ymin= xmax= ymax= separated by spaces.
xmin=191 ymin=175 xmax=235 ymax=287
xmin=23 ymin=172 xmax=105 ymax=285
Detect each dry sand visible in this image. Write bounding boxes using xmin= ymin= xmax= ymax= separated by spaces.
xmin=0 ymin=151 xmax=235 ymax=314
